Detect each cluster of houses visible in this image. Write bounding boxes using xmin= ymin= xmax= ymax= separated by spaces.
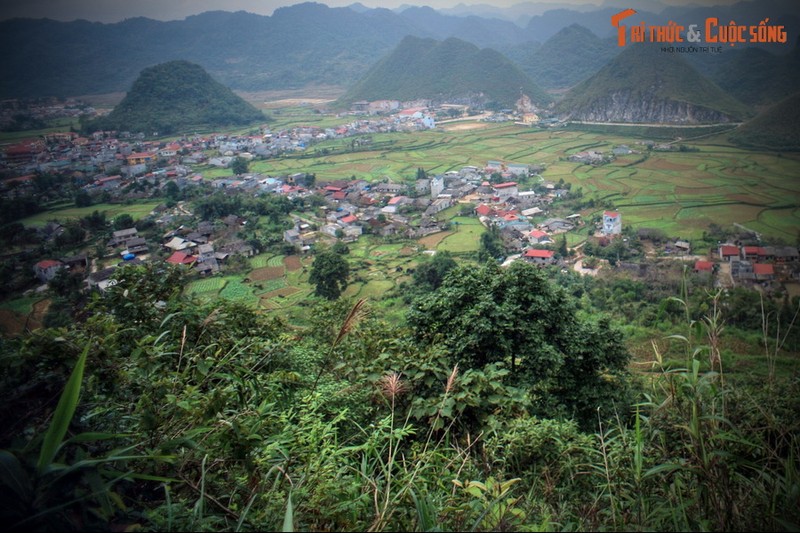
xmin=695 ymin=244 xmax=800 ymax=283
xmin=279 ymin=160 xmax=566 ymax=253
xmin=0 ymin=97 xmax=95 ymax=131
xmin=32 ymin=210 xmax=262 ymax=292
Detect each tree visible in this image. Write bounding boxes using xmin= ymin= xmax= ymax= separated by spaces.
xmin=409 ymin=261 xmax=631 ymax=427
xmin=231 ymin=156 xmax=249 ymax=175
xmin=477 ymin=224 xmax=504 ymax=263
xmin=413 ymin=251 xmax=456 ymax=291
xmin=113 ymin=213 xmax=135 ymax=230
xmin=309 ymin=251 xmax=350 ymax=300
xmin=74 ymin=189 xmax=92 ymax=207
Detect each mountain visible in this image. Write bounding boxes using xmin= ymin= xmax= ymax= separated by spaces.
xmin=556 ymin=45 xmax=751 ymax=124
xmin=514 ymin=24 xmax=618 ymax=90
xmin=396 ymin=5 xmax=531 ymax=49
xmin=708 ymin=40 xmax=800 ymax=108
xmin=729 ymin=91 xmax=800 ymax=150
xmin=86 ymin=60 xmax=264 ymax=135
xmin=337 ymin=36 xmax=552 ymax=108
xmin=0 ymin=3 xmax=533 ymax=99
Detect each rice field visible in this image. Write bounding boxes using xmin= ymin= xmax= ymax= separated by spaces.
xmin=178 ymin=121 xmax=799 ymax=324
xmin=20 ymin=201 xmax=162 ymax=228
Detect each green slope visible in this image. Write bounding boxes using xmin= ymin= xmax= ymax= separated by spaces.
xmin=729 ymin=91 xmax=800 ymax=150
xmin=86 ymin=60 xmax=264 ymax=135
xmin=517 ymin=24 xmax=619 ymax=90
xmin=556 ymin=44 xmax=752 ymax=124
xmin=339 ymin=36 xmax=552 ymax=108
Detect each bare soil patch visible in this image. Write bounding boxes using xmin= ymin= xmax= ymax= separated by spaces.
xmin=284 ymin=255 xmax=302 ymax=271
xmin=250 ymin=266 xmax=285 ymax=281
xmin=441 ymin=122 xmax=490 ymax=132
xmin=418 ymin=231 xmax=453 ymax=249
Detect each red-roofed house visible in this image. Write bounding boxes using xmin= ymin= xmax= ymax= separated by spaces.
xmin=166 ymin=251 xmax=197 ymax=265
xmin=34 ymin=259 xmax=65 ymax=282
xmin=332 ymin=191 xmax=347 ymax=201
xmin=694 ymin=260 xmax=714 ymax=273
xmin=523 ymin=249 xmax=555 ymax=265
xmin=340 ymin=214 xmax=358 ymax=225
xmin=743 ymin=246 xmax=766 ymax=260
xmin=528 ymin=230 xmax=552 ymax=244
xmin=753 ymin=263 xmax=775 ymax=280
xmin=475 ymin=204 xmax=494 ymax=217
xmin=602 ymin=211 xmax=622 ymax=235
xmin=719 ymin=245 xmax=740 ymax=261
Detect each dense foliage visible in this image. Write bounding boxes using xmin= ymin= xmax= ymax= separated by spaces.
xmin=85 ymin=60 xmax=264 ymax=135
xmin=1 ymin=257 xmax=797 ymax=532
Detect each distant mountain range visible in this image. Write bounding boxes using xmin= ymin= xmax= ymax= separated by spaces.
xmin=338 ymin=36 xmax=551 ymax=108
xmin=85 ymin=60 xmax=264 ymax=135
xmin=1 ymin=0 xmax=799 ymax=101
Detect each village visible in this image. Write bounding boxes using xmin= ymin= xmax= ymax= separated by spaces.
xmin=2 ymin=98 xmax=799 ymax=305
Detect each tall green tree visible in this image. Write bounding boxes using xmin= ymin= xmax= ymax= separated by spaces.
xmin=409 ymin=261 xmax=631 ymax=427
xmin=477 ymin=224 xmax=504 ymax=262
xmin=231 ymin=156 xmax=249 ymax=175
xmin=309 ymin=251 xmax=350 ymax=300
xmin=413 ymin=250 xmax=457 ymax=291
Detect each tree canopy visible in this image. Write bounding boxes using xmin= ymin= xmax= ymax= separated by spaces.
xmin=408 ymin=261 xmax=631 ymax=425
xmin=309 ymin=250 xmax=350 ymax=300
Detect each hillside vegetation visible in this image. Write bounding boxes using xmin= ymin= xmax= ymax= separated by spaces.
xmin=85 ymin=60 xmax=264 ymax=135
xmin=338 ymin=36 xmax=552 ymax=108
xmin=557 ymin=44 xmax=752 ymax=124
xmin=514 ymin=24 xmax=618 ymax=90
xmin=729 ymin=91 xmax=800 ymax=150
xmin=0 ymin=259 xmax=798 ymax=531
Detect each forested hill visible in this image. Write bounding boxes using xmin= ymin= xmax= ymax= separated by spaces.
xmin=556 ymin=44 xmax=751 ymax=124
xmin=338 ymin=36 xmax=552 ymax=108
xmin=85 ymin=60 xmax=264 ymax=135
xmin=512 ymin=24 xmax=618 ymax=90
xmin=729 ymin=91 xmax=800 ymax=150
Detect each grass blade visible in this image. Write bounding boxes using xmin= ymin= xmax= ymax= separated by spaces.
xmin=37 ymin=343 xmax=89 ymax=473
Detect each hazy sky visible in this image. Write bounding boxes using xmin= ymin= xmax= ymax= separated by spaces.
xmin=0 ymin=0 xmax=745 ymax=23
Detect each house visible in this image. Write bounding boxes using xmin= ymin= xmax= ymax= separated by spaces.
xmin=743 ymin=246 xmax=766 ymax=260
xmin=602 ymin=211 xmax=622 ymax=236
xmin=753 ymin=263 xmax=775 ymax=281
xmin=475 ymin=204 xmax=494 ymax=218
xmin=425 ymin=197 xmax=453 ymax=216
xmin=34 ymin=259 xmax=64 ymax=283
xmin=164 ymin=236 xmax=195 ymax=251
xmin=528 ymin=230 xmax=552 ymax=245
xmin=540 ymin=218 xmax=574 ymax=233
xmin=109 ymin=227 xmax=139 ymax=248
xmin=284 ymin=228 xmax=301 ymax=246
xmin=719 ymin=245 xmax=741 ymax=262
xmin=166 ymin=251 xmax=197 ymax=265
xmin=374 ymin=182 xmax=405 ymax=194
xmin=523 ymin=249 xmax=555 ymax=265
xmin=674 ymin=240 xmax=691 ymax=253
xmin=126 ymin=152 xmax=156 ymax=166
xmin=694 ymin=260 xmax=714 ymax=273
xmin=123 ymin=236 xmax=148 ymax=255
xmin=493 ymin=182 xmax=518 ymax=200
xmin=86 ymin=267 xmax=117 ymax=292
